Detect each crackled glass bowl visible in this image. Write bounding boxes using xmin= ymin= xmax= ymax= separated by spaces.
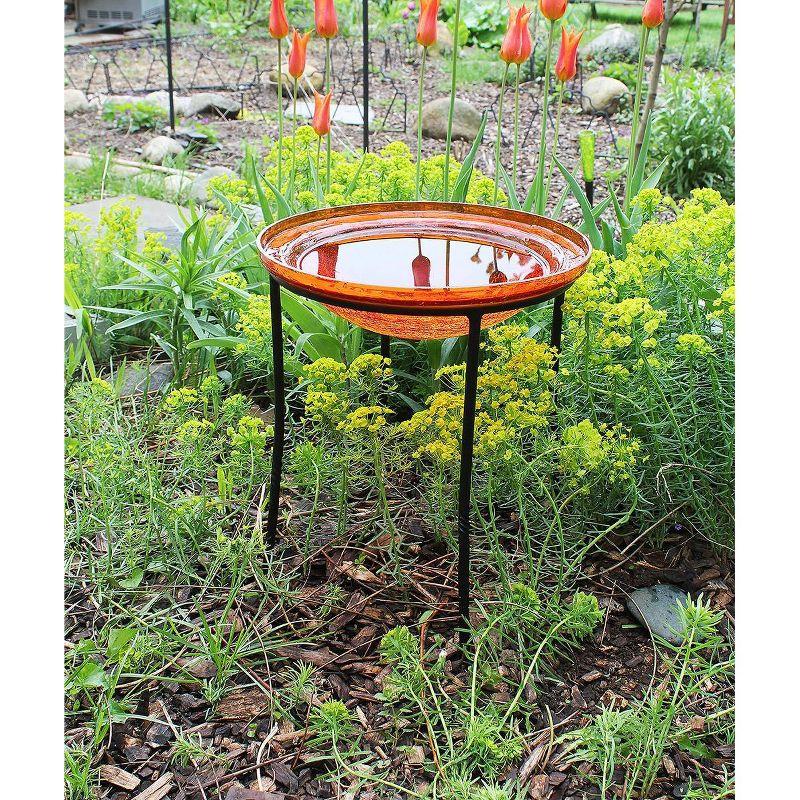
xmin=258 ymin=202 xmax=592 ymax=339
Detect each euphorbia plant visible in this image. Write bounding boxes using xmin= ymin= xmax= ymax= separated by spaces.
xmin=415 ymin=0 xmax=439 ymax=200
xmin=269 ymin=0 xmax=290 ymax=190
xmin=314 ymin=0 xmax=339 ymax=192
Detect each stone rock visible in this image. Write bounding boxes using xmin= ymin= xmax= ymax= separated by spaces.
xmin=581 ymin=76 xmax=629 ymax=115
xmin=64 ymin=88 xmax=91 ymax=114
xmin=141 ymin=135 xmax=185 ymax=164
xmin=189 ymin=165 xmax=238 ymax=203
xmin=268 ymin=62 xmax=324 ymax=95
xmin=582 ymin=24 xmax=639 ymax=61
xmin=626 ymin=584 xmax=690 ymax=645
xmin=145 ymin=89 xmax=191 ymax=116
xmin=110 ymin=164 xmax=142 ymax=177
xmin=67 ymin=196 xmax=188 ymax=244
xmin=164 ymin=173 xmax=193 ymax=199
xmin=420 ymin=97 xmax=482 ymax=142
xmin=431 ymin=21 xmax=454 ymax=54
xmin=117 ymin=362 xmax=174 ymax=397
xmin=64 ymin=311 xmax=112 ymax=358
xmin=186 ymin=91 xmax=241 ymax=119
xmin=65 ymin=154 xmax=92 ymax=171
xmin=294 ymin=98 xmax=373 ymax=127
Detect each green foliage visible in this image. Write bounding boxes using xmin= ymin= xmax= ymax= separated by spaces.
xmin=565 ymin=597 xmax=733 ymax=799
xmin=102 ymin=100 xmax=166 ymax=133
xmin=596 ymin=60 xmax=638 ymax=90
xmin=652 ymin=70 xmax=735 ymax=200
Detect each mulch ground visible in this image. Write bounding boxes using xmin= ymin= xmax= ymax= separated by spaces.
xmin=64 ymin=479 xmax=734 ymax=800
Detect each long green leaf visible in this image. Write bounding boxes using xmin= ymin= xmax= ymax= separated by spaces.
xmin=450 ymin=111 xmax=488 ymax=203
xmin=554 ymin=156 xmax=603 ymax=249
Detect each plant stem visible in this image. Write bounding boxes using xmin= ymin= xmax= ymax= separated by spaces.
xmin=512 ymin=63 xmax=521 ymax=192
xmin=277 ymin=39 xmax=283 ymax=191
xmin=442 ymin=0 xmax=462 ymax=200
xmin=415 ymin=47 xmax=428 ymax=201
xmin=325 ymin=37 xmax=332 ymax=193
xmin=291 ymin=78 xmax=298 ymax=204
xmin=493 ymin=63 xmax=511 ymax=205
xmin=544 ymin=82 xmax=564 ymax=209
xmin=533 ymin=20 xmax=556 ymax=214
xmin=624 ymin=26 xmax=650 ymax=214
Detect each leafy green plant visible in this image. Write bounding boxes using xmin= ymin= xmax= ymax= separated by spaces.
xmin=596 ymin=60 xmax=638 ymax=90
xmin=102 ymin=100 xmax=167 ymax=133
xmin=651 ymin=69 xmax=734 ymax=200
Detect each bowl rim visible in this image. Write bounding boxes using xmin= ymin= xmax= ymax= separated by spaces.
xmin=257 ymin=201 xmax=592 ymax=315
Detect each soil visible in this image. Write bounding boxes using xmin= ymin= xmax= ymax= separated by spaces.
xmin=64 ymin=474 xmax=734 ymax=799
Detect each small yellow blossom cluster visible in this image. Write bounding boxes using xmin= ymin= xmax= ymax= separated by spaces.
xmin=337 ymin=405 xmax=394 ymax=434
xmin=676 ymin=333 xmax=714 ymax=358
xmin=399 ymin=326 xmax=556 ymax=467
xmin=559 ymin=420 xmax=641 ymax=488
xmin=234 ymin=294 xmax=272 ymax=373
xmin=212 ymin=271 xmax=248 ymax=309
xmin=94 ymin=200 xmax=141 ymax=259
xmin=208 ymin=174 xmax=254 ymax=206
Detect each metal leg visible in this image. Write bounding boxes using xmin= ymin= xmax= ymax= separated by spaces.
xmin=380 ymin=334 xmax=390 ymax=360
xmin=457 ymin=313 xmax=482 ymax=642
xmin=551 ymin=292 xmax=565 ymax=373
xmin=267 ymin=276 xmax=285 ymax=547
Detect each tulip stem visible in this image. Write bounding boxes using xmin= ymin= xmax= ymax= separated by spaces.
xmin=277 ymin=39 xmax=283 ymax=191
xmin=416 ymin=46 xmax=427 ymax=201
xmin=544 ymin=82 xmax=564 ymax=209
xmin=532 ymin=20 xmax=556 ymax=215
xmin=512 ymin=63 xmax=521 ymax=195
xmin=324 ymin=37 xmax=332 ymax=193
xmin=291 ymin=77 xmax=298 ymax=204
xmin=493 ymin=62 xmax=510 ymax=205
xmin=624 ymin=26 xmax=650 ymax=214
xmin=443 ymin=0 xmax=462 ymax=201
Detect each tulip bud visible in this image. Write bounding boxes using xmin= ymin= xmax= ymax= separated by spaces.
xmin=268 ymin=0 xmax=290 ymax=39
xmin=539 ymin=0 xmax=568 ymax=22
xmin=314 ymin=0 xmax=339 ymax=39
xmin=554 ymin=26 xmax=583 ymax=83
xmin=312 ymin=90 xmax=332 ymax=136
xmin=288 ymin=29 xmax=312 ymax=81
xmin=642 ymin=0 xmax=665 ymax=28
xmin=499 ymin=3 xmax=533 ymax=66
xmin=416 ymin=0 xmax=440 ymax=49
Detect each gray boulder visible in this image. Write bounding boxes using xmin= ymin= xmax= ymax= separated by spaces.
xmin=141 ymin=136 xmax=185 ymax=165
xmin=117 ymin=362 xmax=174 ymax=397
xmin=582 ymin=24 xmax=639 ymax=61
xmin=189 ymin=165 xmax=238 ymax=203
xmin=626 ymin=584 xmax=690 ymax=645
xmin=268 ymin=62 xmax=324 ymax=96
xmin=164 ymin=173 xmax=193 ymax=199
xmin=65 ymin=88 xmax=91 ymax=115
xmin=65 ymin=154 xmax=92 ymax=171
xmin=420 ymin=97 xmax=482 ymax=142
xmin=186 ymin=92 xmax=241 ymax=119
xmin=145 ymin=90 xmax=191 ymax=116
xmin=581 ymin=76 xmax=629 ymax=115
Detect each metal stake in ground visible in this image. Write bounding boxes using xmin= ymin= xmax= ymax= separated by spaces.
xmin=164 ymin=0 xmax=176 ymax=133
xmin=362 ymin=0 xmax=370 ymax=152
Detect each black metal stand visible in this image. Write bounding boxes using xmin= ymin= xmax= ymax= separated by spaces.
xmin=362 ymin=0 xmax=370 ymax=153
xmin=266 ymin=287 xmax=566 ymax=637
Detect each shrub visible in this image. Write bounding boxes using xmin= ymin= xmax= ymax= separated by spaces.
xmin=102 ymin=100 xmax=166 ymax=133
xmin=651 ymin=70 xmax=734 ymax=200
xmin=597 ymin=60 xmax=638 ymax=90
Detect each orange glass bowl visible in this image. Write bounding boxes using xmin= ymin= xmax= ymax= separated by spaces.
xmin=257 ymin=202 xmax=592 ymax=339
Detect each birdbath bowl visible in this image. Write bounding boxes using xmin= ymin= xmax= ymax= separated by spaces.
xmin=257 ymin=202 xmax=592 ymax=339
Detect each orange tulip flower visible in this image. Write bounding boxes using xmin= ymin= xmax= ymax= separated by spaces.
xmin=416 ymin=0 xmax=440 ymax=49
xmin=642 ymin=0 xmax=665 ymax=28
xmin=268 ymin=0 xmax=289 ymax=39
xmin=314 ymin=0 xmax=339 ymax=39
xmin=554 ymin=27 xmax=583 ymax=82
xmin=288 ymin=29 xmax=312 ymax=80
xmin=539 ymin=0 xmax=568 ymax=21
xmin=499 ymin=3 xmax=533 ymax=66
xmin=312 ymin=90 xmax=332 ymax=136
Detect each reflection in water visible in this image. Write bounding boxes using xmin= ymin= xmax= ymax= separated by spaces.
xmin=299 ymin=235 xmax=551 ymax=289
